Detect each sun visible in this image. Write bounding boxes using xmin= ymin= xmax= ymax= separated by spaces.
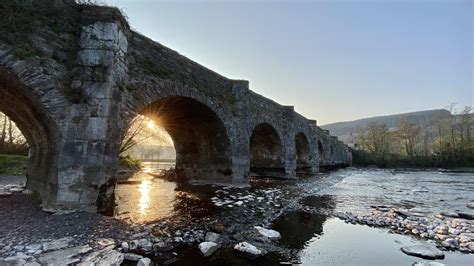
xmin=147 ymin=120 xmax=155 ymax=129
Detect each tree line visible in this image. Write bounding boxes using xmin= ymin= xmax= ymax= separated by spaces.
xmin=352 ymin=104 xmax=473 ymax=168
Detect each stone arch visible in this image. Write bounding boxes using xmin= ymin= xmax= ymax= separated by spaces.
xmin=0 ymin=66 xmax=58 ymax=204
xmin=295 ymin=132 xmax=311 ymax=171
xmin=249 ymin=123 xmax=285 ymax=175
xmin=318 ymin=140 xmax=325 ymax=164
xmin=131 ymin=96 xmax=232 ymax=179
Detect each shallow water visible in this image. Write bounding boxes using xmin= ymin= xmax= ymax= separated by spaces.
xmin=113 ymin=165 xmax=474 ymax=264
xmin=304 ymin=168 xmax=474 ymax=215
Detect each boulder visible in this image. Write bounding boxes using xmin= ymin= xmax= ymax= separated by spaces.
xmin=400 ymin=245 xmax=445 ymax=259
xmin=254 ymin=226 xmax=281 ymax=240
xmin=234 ymin=242 xmax=262 ymax=258
xmin=198 ymin=242 xmax=220 ymax=257
xmin=137 ymin=257 xmax=151 ymax=266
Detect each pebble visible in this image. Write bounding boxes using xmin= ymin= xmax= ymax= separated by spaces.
xmin=334 ymin=208 xmax=474 ymax=253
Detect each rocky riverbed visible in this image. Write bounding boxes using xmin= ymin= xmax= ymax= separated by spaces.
xmin=1 ymin=168 xmax=473 ymax=265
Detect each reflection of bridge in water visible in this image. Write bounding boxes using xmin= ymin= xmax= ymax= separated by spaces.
xmin=0 ymin=1 xmax=351 ymax=212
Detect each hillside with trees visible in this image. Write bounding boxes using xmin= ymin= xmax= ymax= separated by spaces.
xmin=323 ymin=105 xmax=473 ymax=168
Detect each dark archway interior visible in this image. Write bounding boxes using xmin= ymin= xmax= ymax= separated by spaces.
xmin=318 ymin=140 xmax=325 ymax=164
xmin=249 ymin=123 xmax=284 ymax=175
xmin=295 ymin=132 xmax=311 ymax=171
xmin=141 ymin=96 xmax=232 ymax=178
xmin=0 ymin=67 xmax=57 ymax=203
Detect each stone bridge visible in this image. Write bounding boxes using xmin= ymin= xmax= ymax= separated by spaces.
xmin=0 ymin=1 xmax=351 ymax=212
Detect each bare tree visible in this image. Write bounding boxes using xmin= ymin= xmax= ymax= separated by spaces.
xmin=397 ymin=117 xmax=420 ymax=159
xmin=0 ymin=112 xmax=28 ymax=154
xmin=120 ymin=115 xmax=171 ymax=156
xmin=356 ymin=122 xmax=392 ymax=161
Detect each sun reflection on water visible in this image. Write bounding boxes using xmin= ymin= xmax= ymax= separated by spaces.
xmin=139 ymin=180 xmax=151 ymax=216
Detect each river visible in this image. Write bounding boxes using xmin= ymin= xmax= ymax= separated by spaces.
xmin=113 ymin=164 xmax=474 ymax=265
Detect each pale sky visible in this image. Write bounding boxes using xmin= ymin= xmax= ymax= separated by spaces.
xmin=106 ymin=0 xmax=473 ymax=125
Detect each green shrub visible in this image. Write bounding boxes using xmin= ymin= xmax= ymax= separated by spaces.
xmin=0 ymin=154 xmax=27 ymax=176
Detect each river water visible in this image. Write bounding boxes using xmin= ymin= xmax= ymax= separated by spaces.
xmin=114 ymin=164 xmax=474 ymax=265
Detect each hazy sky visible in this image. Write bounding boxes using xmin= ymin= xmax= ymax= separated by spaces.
xmin=106 ymin=0 xmax=472 ymax=125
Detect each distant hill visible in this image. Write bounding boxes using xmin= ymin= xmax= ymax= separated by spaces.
xmin=321 ymin=109 xmax=451 ymax=145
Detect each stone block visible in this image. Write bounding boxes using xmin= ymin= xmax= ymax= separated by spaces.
xmin=79 ymin=22 xmax=127 ymax=53
xmin=77 ymin=49 xmax=116 ymax=67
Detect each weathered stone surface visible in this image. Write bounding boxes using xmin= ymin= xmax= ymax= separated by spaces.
xmin=198 ymin=242 xmax=220 ymax=257
xmin=400 ymin=245 xmax=445 ymax=259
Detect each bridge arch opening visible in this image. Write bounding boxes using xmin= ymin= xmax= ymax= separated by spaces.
xmin=295 ymin=132 xmax=311 ymax=172
xmin=249 ymin=123 xmax=284 ymax=175
xmin=0 ymin=67 xmax=58 ymax=204
xmin=125 ymin=96 xmax=232 ymax=179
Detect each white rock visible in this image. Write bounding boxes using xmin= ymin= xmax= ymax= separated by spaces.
xmin=123 ymin=253 xmax=143 ymax=261
xmin=400 ymin=245 xmax=444 ymax=259
xmin=198 ymin=242 xmax=220 ymax=257
xmin=234 ymin=242 xmax=262 ymax=257
xmin=254 ymin=226 xmax=281 ymax=240
xmin=137 ymin=257 xmax=151 ymax=266
xmin=121 ymin=242 xmax=129 ymax=252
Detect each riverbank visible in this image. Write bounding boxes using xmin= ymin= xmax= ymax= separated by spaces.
xmin=1 ymin=168 xmax=473 ymax=265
